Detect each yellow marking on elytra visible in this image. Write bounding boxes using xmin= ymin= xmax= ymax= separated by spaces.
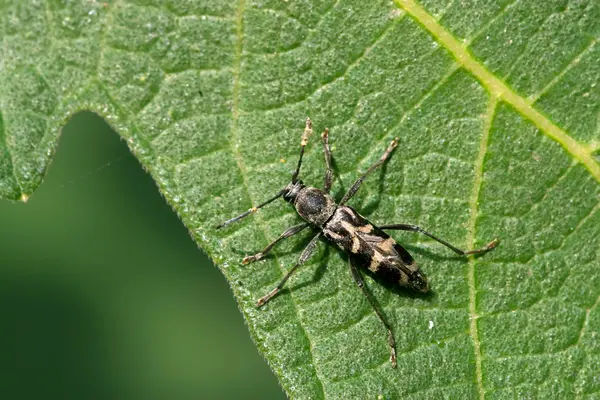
xmin=340 ymin=220 xmax=356 ymax=233
xmin=378 ymin=237 xmax=396 ymax=253
xmin=340 ymin=219 xmax=373 ymax=234
xmin=356 ymin=224 xmax=374 ymax=233
xmin=369 ymin=247 xmax=389 ymax=270
xmin=351 ymin=236 xmax=361 ymax=253
xmin=369 ymin=258 xmax=381 ymax=272
xmin=393 ymin=0 xmax=600 ymax=183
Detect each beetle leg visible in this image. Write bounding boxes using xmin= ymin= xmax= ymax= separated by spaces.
xmin=243 ymin=223 xmax=310 ymax=264
xmin=348 ymin=257 xmax=397 ymax=368
xmin=379 ymin=223 xmax=499 ymax=255
xmin=257 ymin=232 xmax=322 ymax=307
xmin=321 ymin=128 xmax=334 ymax=193
xmin=340 ymin=138 xmax=398 ymax=205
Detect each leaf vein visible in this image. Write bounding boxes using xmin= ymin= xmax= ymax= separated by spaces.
xmin=96 ymin=0 xmax=117 ymax=80
xmin=467 ymin=95 xmax=497 ymax=399
xmin=350 ymin=64 xmax=459 ymax=172
xmin=328 ymin=332 xmax=468 ymax=384
xmin=538 ymin=199 xmax=600 ymax=257
xmin=241 ymin=13 xmax=401 ymax=113
xmin=0 ymin=5 xmax=22 ymax=199
xmin=0 ymin=110 xmax=21 ymax=199
xmin=516 ymin=160 xmax=576 ymax=220
xmin=465 ymin=0 xmax=521 ymax=46
xmin=503 ymin=8 xmax=560 ymax=81
xmin=229 ymin=1 xmax=326 ymax=397
xmin=575 ymin=294 xmax=599 ymax=347
xmin=393 ymin=0 xmax=600 ymax=183
xmin=529 ymin=39 xmax=598 ymax=104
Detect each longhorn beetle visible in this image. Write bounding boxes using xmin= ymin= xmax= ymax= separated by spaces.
xmin=217 ymin=118 xmax=499 ymax=367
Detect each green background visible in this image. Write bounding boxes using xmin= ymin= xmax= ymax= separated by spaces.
xmin=1 ymin=1 xmax=599 ymax=398
xmin=0 ymin=112 xmax=285 ymax=399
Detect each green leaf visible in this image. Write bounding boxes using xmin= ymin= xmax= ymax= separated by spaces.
xmin=1 ymin=0 xmax=599 ymax=398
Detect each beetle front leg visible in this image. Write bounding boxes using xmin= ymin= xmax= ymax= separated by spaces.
xmin=339 ymin=138 xmax=398 ymax=205
xmin=243 ymin=223 xmax=310 ymax=264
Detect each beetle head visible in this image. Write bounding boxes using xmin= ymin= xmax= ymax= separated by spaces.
xmin=282 ymin=180 xmax=305 ymax=203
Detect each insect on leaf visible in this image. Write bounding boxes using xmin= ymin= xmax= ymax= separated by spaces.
xmin=1 ymin=0 xmax=599 ymax=399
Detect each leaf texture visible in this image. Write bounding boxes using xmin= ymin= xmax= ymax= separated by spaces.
xmin=1 ymin=1 xmax=599 ymax=398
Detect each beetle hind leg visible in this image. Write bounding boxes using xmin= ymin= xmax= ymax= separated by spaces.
xmin=348 ymin=257 xmax=397 ymax=368
xmin=379 ymin=223 xmax=499 ymax=256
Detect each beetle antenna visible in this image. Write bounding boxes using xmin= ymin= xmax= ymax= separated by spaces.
xmin=291 ymin=117 xmax=312 ymax=183
xmin=216 ymin=190 xmax=284 ymax=229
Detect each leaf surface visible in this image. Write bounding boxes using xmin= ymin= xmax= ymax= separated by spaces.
xmin=1 ymin=1 xmax=599 ymax=398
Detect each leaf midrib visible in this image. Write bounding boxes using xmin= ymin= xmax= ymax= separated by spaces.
xmin=392 ymin=0 xmax=600 ymax=398
xmin=229 ymin=1 xmax=600 ymax=397
xmin=394 ymin=0 xmax=600 ymax=183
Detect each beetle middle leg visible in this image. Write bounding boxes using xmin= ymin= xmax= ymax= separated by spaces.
xmin=243 ymin=223 xmax=310 ymax=264
xmin=257 ymin=232 xmax=322 ymax=307
xmin=348 ymin=257 xmax=397 ymax=368
xmin=321 ymin=128 xmax=333 ymax=193
xmin=340 ymin=137 xmax=398 ymax=205
xmin=379 ymin=224 xmax=499 ymax=255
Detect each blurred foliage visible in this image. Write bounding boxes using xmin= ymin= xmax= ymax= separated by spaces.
xmin=0 ymin=112 xmax=284 ymax=400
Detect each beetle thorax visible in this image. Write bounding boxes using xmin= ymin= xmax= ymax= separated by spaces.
xmin=292 ymin=186 xmax=337 ymax=227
